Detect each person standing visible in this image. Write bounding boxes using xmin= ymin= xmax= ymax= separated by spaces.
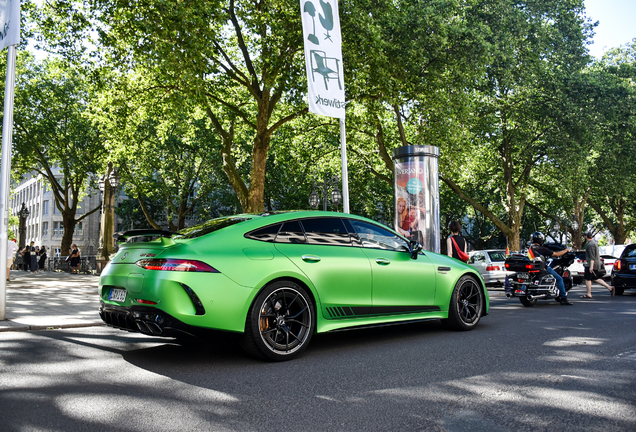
xmin=580 ymin=231 xmax=614 ymax=299
xmin=29 ymin=242 xmax=39 ymax=273
xmin=21 ymin=246 xmax=29 ymax=271
xmin=447 ymin=221 xmax=468 ymax=262
xmin=6 ymin=238 xmax=17 ymax=281
xmin=69 ymin=244 xmax=81 ymax=274
xmin=38 ymin=246 xmax=47 ymax=271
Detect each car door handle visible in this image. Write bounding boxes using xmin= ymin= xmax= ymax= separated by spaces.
xmin=302 ymin=255 xmax=321 ymax=263
xmin=375 ymin=258 xmax=391 ymax=265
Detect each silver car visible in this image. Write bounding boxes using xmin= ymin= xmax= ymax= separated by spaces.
xmin=468 ymin=250 xmax=514 ymax=287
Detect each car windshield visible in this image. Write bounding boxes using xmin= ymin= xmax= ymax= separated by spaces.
xmin=488 ymin=251 xmax=506 ymax=261
xmin=176 ymin=216 xmax=252 ymax=239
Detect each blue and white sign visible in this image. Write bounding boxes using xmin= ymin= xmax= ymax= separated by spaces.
xmin=0 ymin=0 xmax=20 ymax=50
xmin=300 ymin=0 xmax=345 ymax=119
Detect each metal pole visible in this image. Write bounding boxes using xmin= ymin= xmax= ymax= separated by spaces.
xmin=0 ymin=45 xmax=18 ymax=320
xmin=339 ymin=117 xmax=349 ymax=213
xmin=322 ymin=173 xmax=328 ymax=211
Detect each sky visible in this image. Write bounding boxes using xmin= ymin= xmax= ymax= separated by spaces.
xmin=584 ymin=0 xmax=636 ymax=58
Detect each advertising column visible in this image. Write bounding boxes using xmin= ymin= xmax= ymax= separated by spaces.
xmin=392 ymin=145 xmax=440 ymax=253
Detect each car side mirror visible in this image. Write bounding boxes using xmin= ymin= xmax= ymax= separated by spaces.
xmin=409 ymin=241 xmax=423 ymax=259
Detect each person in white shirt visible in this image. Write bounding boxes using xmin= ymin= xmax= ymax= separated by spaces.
xmin=6 ymin=238 xmax=17 ymax=281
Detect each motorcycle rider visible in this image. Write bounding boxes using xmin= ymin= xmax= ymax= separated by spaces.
xmin=529 ymin=232 xmax=573 ymax=305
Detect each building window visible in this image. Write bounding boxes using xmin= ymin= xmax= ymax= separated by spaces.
xmin=74 ymin=222 xmax=83 ymax=236
xmin=43 ymin=200 xmax=49 ymax=215
xmin=54 ymin=222 xmax=64 ymax=237
xmin=42 ymin=222 xmax=48 ymax=238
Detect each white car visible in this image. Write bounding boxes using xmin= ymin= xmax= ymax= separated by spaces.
xmin=468 ymin=250 xmax=515 ymax=287
xmin=601 ymin=255 xmax=617 ymax=279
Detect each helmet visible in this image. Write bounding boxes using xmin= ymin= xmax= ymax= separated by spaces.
xmin=531 ymin=232 xmax=545 ymax=245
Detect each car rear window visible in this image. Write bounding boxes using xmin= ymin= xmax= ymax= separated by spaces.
xmin=176 ymin=216 xmax=251 ymax=239
xmin=488 ymin=251 xmax=506 ymax=261
xmin=623 ymin=246 xmax=636 ymax=258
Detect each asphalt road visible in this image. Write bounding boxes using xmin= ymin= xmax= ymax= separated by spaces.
xmin=1 ymin=288 xmax=635 ymax=432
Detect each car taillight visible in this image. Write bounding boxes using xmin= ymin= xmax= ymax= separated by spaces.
xmin=614 ymin=260 xmax=621 ymax=271
xmin=563 ymin=270 xmax=570 ymax=278
xmin=505 ymin=263 xmax=509 ymax=269
xmin=486 ymin=265 xmax=500 ymax=271
xmin=135 ymin=298 xmax=158 ymax=305
xmin=135 ymin=259 xmax=219 ymax=273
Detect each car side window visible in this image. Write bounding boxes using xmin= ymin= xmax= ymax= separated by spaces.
xmin=276 ymin=221 xmax=307 ymax=244
xmin=348 ymin=220 xmax=409 ymax=252
xmin=300 ymin=218 xmax=351 ymax=246
xmin=245 ymin=223 xmax=281 ymax=242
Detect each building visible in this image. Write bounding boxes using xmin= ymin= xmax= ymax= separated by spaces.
xmin=9 ymin=171 xmax=116 ymax=258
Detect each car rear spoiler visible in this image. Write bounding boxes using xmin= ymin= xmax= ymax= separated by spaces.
xmin=113 ymin=229 xmax=178 ymax=246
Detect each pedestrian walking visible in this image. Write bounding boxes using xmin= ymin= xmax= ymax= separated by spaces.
xmin=6 ymin=238 xmax=17 ymax=281
xmin=580 ymin=231 xmax=614 ymax=299
xmin=38 ymin=246 xmax=47 ymax=271
xmin=30 ymin=242 xmax=39 ymax=273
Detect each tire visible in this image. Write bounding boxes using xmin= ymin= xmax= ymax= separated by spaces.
xmin=519 ymin=295 xmax=536 ymax=307
xmin=443 ymin=275 xmax=484 ymax=331
xmin=241 ymin=280 xmax=315 ymax=361
xmin=615 ymin=286 xmax=625 ymax=296
xmin=564 ymin=278 xmax=572 ymax=292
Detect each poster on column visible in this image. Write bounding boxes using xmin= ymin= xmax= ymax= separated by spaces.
xmin=300 ymin=0 xmax=345 ymax=119
xmin=0 ymin=0 xmax=20 ymax=50
xmin=394 ymin=159 xmax=429 ymax=250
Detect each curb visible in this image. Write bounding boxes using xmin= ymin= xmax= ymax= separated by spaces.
xmin=0 ymin=322 xmax=105 ymax=332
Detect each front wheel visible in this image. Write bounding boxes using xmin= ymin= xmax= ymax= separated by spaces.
xmin=443 ymin=276 xmax=484 ymax=331
xmin=241 ymin=281 xmax=315 ymax=361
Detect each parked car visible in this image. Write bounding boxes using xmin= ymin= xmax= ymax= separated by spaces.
xmin=601 ymin=255 xmax=617 ymax=278
xmin=467 ymin=250 xmax=514 ymax=287
xmin=98 ymin=211 xmax=489 ymax=361
xmin=568 ymin=251 xmax=606 ymax=284
xmin=611 ymin=245 xmax=636 ymax=295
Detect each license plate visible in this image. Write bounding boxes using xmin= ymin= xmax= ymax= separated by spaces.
xmin=109 ymin=288 xmax=127 ymax=302
xmin=518 ymin=272 xmax=530 ymax=279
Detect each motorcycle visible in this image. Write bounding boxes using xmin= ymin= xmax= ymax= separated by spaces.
xmin=504 ymin=251 xmax=575 ymax=307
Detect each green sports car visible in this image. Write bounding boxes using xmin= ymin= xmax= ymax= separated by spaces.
xmin=99 ymin=211 xmax=489 ymax=360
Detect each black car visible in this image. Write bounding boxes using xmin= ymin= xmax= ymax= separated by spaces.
xmin=611 ymin=245 xmax=636 ymax=295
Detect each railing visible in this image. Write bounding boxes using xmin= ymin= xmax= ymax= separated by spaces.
xmin=47 ymin=256 xmax=98 ymax=274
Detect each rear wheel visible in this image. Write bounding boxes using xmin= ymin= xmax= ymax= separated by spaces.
xmin=241 ymin=280 xmax=315 ymax=361
xmin=519 ymin=295 xmax=536 ymax=307
xmin=443 ymin=276 xmax=483 ymax=331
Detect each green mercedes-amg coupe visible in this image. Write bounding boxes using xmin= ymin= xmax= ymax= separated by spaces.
xmin=99 ymin=211 xmax=489 ymax=360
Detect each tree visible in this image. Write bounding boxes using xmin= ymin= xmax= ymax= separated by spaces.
xmin=93 ymin=68 xmax=229 ymax=231
xmin=11 ymin=57 xmax=106 ymax=254
xmin=93 ymin=0 xmax=310 ymax=213
xmin=438 ymin=0 xmax=593 ymax=250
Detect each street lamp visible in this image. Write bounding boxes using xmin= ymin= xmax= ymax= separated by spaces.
xmin=97 ymin=163 xmax=120 ymax=262
xmin=17 ymin=202 xmax=29 ymax=251
xmin=308 ymin=175 xmax=342 ymax=211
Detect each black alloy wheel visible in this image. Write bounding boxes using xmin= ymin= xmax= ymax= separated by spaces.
xmin=241 ymin=280 xmax=315 ymax=361
xmin=444 ymin=275 xmax=483 ymax=331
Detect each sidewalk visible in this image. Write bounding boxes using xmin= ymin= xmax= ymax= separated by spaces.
xmin=0 ymin=269 xmax=103 ymax=332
